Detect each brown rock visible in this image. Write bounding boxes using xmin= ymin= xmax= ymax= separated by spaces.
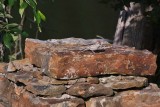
xmin=26 ymin=84 xmax=66 ymax=97
xmin=86 ymin=83 xmax=160 ymax=107
xmin=36 ymin=76 xmax=68 ymax=85
xmin=7 ymin=62 xmax=16 ymax=72
xmin=67 ymin=79 xmax=78 ymax=85
xmin=25 ymin=38 xmax=48 ymax=59
xmin=25 ymin=38 xmax=110 ymax=59
xmin=67 ymin=78 xmax=86 ymax=85
xmin=25 ymin=38 xmax=157 ymax=79
xmin=0 ymin=103 xmax=5 ymax=107
xmin=7 ymin=58 xmax=33 ymax=72
xmin=11 ymin=91 xmax=49 ymax=107
xmin=1 ymin=82 xmax=15 ymax=107
xmin=66 ymin=83 xmax=113 ymax=98
xmin=39 ymin=76 xmax=68 ymax=85
xmin=6 ymin=70 xmax=68 ymax=86
xmin=14 ymin=84 xmax=25 ymax=96
xmin=40 ymin=97 xmax=85 ymax=107
xmin=6 ymin=71 xmax=33 ymax=85
xmin=99 ymin=75 xmax=148 ymax=89
xmin=0 ymin=75 xmax=10 ymax=95
xmin=0 ymin=63 xmax=7 ymax=73
xmin=86 ymin=96 xmax=119 ymax=107
xmin=32 ymin=70 xmax=43 ymax=79
xmin=0 ymin=96 xmax=10 ymax=107
xmin=87 ymin=77 xmax=99 ymax=84
xmin=76 ymin=78 xmax=86 ymax=83
xmin=11 ymin=91 xmax=85 ymax=107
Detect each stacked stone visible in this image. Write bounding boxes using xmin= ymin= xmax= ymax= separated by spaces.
xmin=0 ymin=38 xmax=159 ymax=107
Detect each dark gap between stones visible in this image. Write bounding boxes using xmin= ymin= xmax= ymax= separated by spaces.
xmin=113 ymin=86 xmax=148 ymax=93
xmin=15 ymin=81 xmax=26 ymax=87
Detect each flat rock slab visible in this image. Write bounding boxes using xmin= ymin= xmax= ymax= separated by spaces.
xmin=6 ymin=71 xmax=34 ymax=85
xmin=66 ymin=83 xmax=113 ymax=98
xmin=7 ymin=58 xmax=33 ymax=72
xmin=99 ymin=75 xmax=148 ymax=90
xmin=25 ymin=38 xmax=157 ymax=79
xmin=11 ymin=91 xmax=85 ymax=107
xmin=26 ymin=84 xmax=66 ymax=97
xmin=86 ymin=83 xmax=160 ymax=107
xmin=6 ymin=71 xmax=91 ymax=86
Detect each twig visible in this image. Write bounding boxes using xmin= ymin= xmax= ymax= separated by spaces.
xmin=18 ymin=13 xmax=26 ymax=59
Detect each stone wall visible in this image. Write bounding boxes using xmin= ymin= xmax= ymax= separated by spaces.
xmin=0 ymin=38 xmax=159 ymax=107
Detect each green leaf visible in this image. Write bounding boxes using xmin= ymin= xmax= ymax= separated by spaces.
xmin=5 ymin=23 xmax=19 ymax=28
xmin=5 ymin=14 xmax=13 ymax=18
xmin=19 ymin=0 xmax=28 ymax=17
xmin=11 ymin=34 xmax=19 ymax=41
xmin=3 ymin=33 xmax=13 ymax=50
xmin=0 ymin=13 xmax=4 ymax=18
xmin=34 ymin=10 xmax=41 ymax=24
xmin=8 ymin=0 xmax=15 ymax=7
xmin=25 ymin=0 xmax=36 ymax=9
xmin=37 ymin=10 xmax=46 ymax=21
xmin=0 ymin=4 xmax=3 ymax=10
xmin=21 ymin=31 xmax=28 ymax=37
xmin=0 ymin=2 xmax=5 ymax=10
xmin=33 ymin=0 xmax=37 ymax=4
xmin=33 ymin=10 xmax=42 ymax=32
xmin=10 ymin=28 xmax=22 ymax=34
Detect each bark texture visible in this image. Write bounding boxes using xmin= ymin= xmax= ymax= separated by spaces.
xmin=114 ymin=2 xmax=159 ymax=53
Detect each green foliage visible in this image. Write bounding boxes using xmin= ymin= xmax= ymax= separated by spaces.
xmin=0 ymin=0 xmax=46 ymax=61
xmin=19 ymin=0 xmax=28 ymax=17
xmin=3 ymin=33 xmax=13 ymax=50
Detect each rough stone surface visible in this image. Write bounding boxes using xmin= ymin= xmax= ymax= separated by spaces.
xmin=0 ymin=38 xmax=159 ymax=107
xmin=67 ymin=78 xmax=86 ymax=85
xmin=0 ymin=63 xmax=7 ymax=73
xmin=40 ymin=76 xmax=68 ymax=85
xmin=25 ymin=38 xmax=157 ymax=79
xmin=26 ymin=84 xmax=66 ymax=97
xmin=86 ymin=83 xmax=160 ymax=107
xmin=66 ymin=83 xmax=113 ymax=98
xmin=1 ymin=82 xmax=15 ymax=107
xmin=40 ymin=97 xmax=85 ymax=107
xmin=87 ymin=77 xmax=99 ymax=84
xmin=11 ymin=91 xmax=85 ymax=107
xmin=6 ymin=71 xmax=90 ymax=86
xmin=99 ymin=75 xmax=148 ymax=89
xmin=7 ymin=58 xmax=33 ymax=72
xmin=6 ymin=71 xmax=33 ymax=85
xmin=25 ymin=38 xmax=111 ymax=59
xmin=0 ymin=75 xmax=10 ymax=95
xmin=0 ymin=96 xmax=10 ymax=107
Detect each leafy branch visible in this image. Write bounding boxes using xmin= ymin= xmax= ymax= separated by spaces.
xmin=0 ymin=0 xmax=46 ymax=61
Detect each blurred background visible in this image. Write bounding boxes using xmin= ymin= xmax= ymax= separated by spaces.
xmin=13 ymin=0 xmax=119 ymax=40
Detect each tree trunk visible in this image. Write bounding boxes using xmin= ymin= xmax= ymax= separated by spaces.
xmin=113 ymin=2 xmax=156 ymax=52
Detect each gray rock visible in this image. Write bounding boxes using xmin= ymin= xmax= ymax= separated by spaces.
xmin=87 ymin=77 xmax=99 ymax=84
xmin=6 ymin=71 xmax=33 ymax=85
xmin=99 ymin=75 xmax=148 ymax=89
xmin=86 ymin=83 xmax=160 ymax=107
xmin=26 ymin=84 xmax=66 ymax=97
xmin=11 ymin=91 xmax=85 ymax=107
xmin=66 ymin=83 xmax=113 ymax=98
